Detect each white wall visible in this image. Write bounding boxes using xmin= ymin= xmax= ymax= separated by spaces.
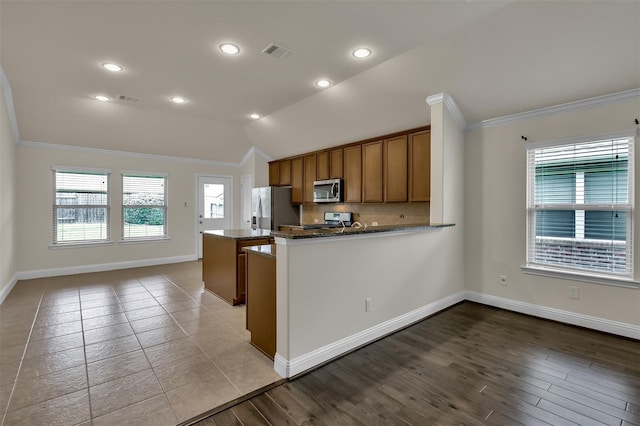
xmin=15 ymin=143 xmax=240 ymax=276
xmin=464 ymin=97 xmax=640 ymax=327
xmin=0 ymin=84 xmax=17 ymax=301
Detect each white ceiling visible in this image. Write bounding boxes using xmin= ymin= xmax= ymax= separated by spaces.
xmin=1 ymin=1 xmax=639 ymax=163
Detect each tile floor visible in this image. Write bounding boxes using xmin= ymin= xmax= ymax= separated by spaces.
xmin=0 ymin=261 xmax=283 ymax=425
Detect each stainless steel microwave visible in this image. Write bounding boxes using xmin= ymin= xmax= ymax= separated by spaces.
xmin=313 ymin=179 xmax=343 ymax=203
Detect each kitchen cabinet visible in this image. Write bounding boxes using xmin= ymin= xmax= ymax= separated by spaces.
xmin=279 ymin=159 xmax=291 ymax=186
xmin=268 ymin=162 xmax=279 ymax=186
xmin=316 ymin=152 xmax=329 ymax=181
xmin=244 ymin=245 xmax=276 ymax=359
xmin=408 ymin=130 xmax=431 ymax=202
xmin=362 ymin=140 xmax=383 ymax=203
xmin=384 ymin=135 xmax=408 ymax=202
xmin=202 ymin=232 xmax=271 ymax=305
xmin=303 ymin=154 xmax=317 ymax=205
xmin=330 ymin=149 xmax=343 ymax=179
xmin=291 ymin=157 xmax=303 ymax=204
xmin=343 ymin=145 xmax=362 ymax=203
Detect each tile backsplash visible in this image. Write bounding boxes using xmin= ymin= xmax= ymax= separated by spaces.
xmin=301 ymin=202 xmax=430 ymax=226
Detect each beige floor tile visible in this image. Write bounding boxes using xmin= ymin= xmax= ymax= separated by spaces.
xmin=85 ymin=334 xmax=142 ymax=363
xmin=171 ymin=308 xmax=217 ymax=324
xmin=24 ymin=332 xmax=84 ymax=359
xmin=30 ymin=320 xmax=83 ymax=341
xmin=117 ymin=291 xmax=154 ymax=303
xmin=147 ymin=288 xmax=185 ymax=298
xmin=120 ymin=298 xmax=160 ymax=312
xmin=165 ymin=376 xmax=242 ymax=422
xmin=154 ymin=294 xmax=194 ymax=305
xmin=40 ymin=294 xmax=79 ymax=307
xmin=19 ymin=346 xmax=85 ymax=379
xmin=123 ymin=305 xmax=168 ymax=321
xmin=79 ymin=296 xmax=120 ymax=309
xmin=220 ymin=356 xmax=282 ymax=394
xmin=79 ymin=287 xmax=113 ymax=297
xmin=91 ymin=394 xmax=178 ymax=426
xmin=83 ymin=322 xmax=134 ymax=346
xmin=89 ymin=369 xmax=163 ymax=418
xmin=81 ymin=304 xmax=124 ymax=320
xmin=161 ymin=300 xmax=201 ymax=313
xmin=9 ymin=364 xmax=87 ymax=411
xmin=0 ymin=359 xmax=20 ymax=386
xmin=1 ymin=380 xmax=13 ymax=413
xmin=136 ymin=324 xmax=187 ymax=349
xmin=195 ymin=329 xmax=248 ymax=358
xmin=113 ymin=286 xmax=149 ymax=296
xmin=152 ymin=353 xmax=227 ymax=392
xmin=0 ymin=327 xmax=31 ymax=348
xmin=81 ymin=312 xmax=128 ymax=330
xmin=87 ymin=349 xmax=151 ymax=386
xmin=143 ymin=337 xmax=203 ymax=368
xmin=37 ymin=303 xmax=81 ymax=317
xmin=2 ymin=389 xmax=90 ymax=426
xmin=33 ymin=311 xmax=82 ymax=327
xmin=129 ymin=314 xmax=178 ymax=334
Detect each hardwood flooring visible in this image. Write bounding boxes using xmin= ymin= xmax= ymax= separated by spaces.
xmin=193 ymin=302 xmax=640 ymax=426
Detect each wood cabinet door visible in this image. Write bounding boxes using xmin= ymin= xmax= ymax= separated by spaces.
xmin=362 ymin=140 xmax=383 ymax=203
xmin=303 ymin=154 xmax=317 ymax=205
xmin=329 ymin=149 xmax=343 ymax=179
xmin=316 ymin=152 xmax=329 ymax=181
xmin=268 ymin=162 xmax=279 ymax=186
xmin=343 ymin=145 xmax=362 ymax=203
xmin=279 ymin=160 xmax=291 ymax=186
xmin=290 ymin=157 xmax=303 ymax=204
xmin=408 ymin=131 xmax=431 ymax=202
xmin=384 ymin=135 xmax=408 ymax=202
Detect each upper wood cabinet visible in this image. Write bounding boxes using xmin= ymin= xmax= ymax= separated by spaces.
xmin=343 ymin=145 xmax=362 ymax=203
xmin=268 ymin=162 xmax=279 ymax=186
xmin=279 ymin=159 xmax=292 ymax=186
xmin=384 ymin=135 xmax=408 ymax=202
xmin=316 ymin=152 xmax=329 ymax=181
xmin=408 ymin=131 xmax=431 ymax=202
xmin=329 ymin=149 xmax=343 ymax=179
xmin=303 ymin=154 xmax=317 ymax=205
xmin=290 ymin=157 xmax=303 ymax=205
xmin=362 ymin=141 xmax=383 ymax=203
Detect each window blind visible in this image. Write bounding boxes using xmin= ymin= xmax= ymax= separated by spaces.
xmin=53 ymin=169 xmax=110 ymax=244
xmin=122 ymin=173 xmax=167 ymax=240
xmin=526 ymin=136 xmax=634 ymax=277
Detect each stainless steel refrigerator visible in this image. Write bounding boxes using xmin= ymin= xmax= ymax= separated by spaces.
xmin=251 ymin=186 xmax=300 ymax=230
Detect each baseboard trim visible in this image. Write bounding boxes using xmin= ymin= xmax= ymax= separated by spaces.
xmin=16 ymin=255 xmax=197 ymax=280
xmin=274 ymin=291 xmax=466 ymax=378
xmin=465 ymin=291 xmax=640 ymax=340
xmin=0 ymin=273 xmax=19 ymax=305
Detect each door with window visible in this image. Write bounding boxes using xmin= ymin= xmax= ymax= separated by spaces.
xmin=197 ymin=175 xmax=232 ymax=258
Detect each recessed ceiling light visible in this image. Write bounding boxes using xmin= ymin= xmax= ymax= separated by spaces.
xmin=170 ymin=96 xmax=187 ymax=104
xmin=352 ymin=48 xmax=372 ymax=58
xmin=219 ymin=43 xmax=240 ymax=55
xmin=315 ymin=79 xmax=332 ymax=88
xmin=94 ymin=95 xmax=110 ymax=102
xmin=249 ymin=113 xmax=261 ymax=120
xmin=102 ymin=63 xmax=123 ymax=72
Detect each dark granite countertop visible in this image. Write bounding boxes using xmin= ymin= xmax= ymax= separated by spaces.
xmin=242 ymin=244 xmax=276 ymax=258
xmin=203 ymin=229 xmax=272 ymax=240
xmin=271 ymin=223 xmax=454 ymax=240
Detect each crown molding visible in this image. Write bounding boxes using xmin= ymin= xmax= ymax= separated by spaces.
xmin=18 ymin=140 xmax=244 ymax=168
xmin=425 ymin=93 xmax=467 ymax=129
xmin=0 ymin=66 xmax=20 ymax=143
xmin=467 ymin=88 xmax=640 ymax=131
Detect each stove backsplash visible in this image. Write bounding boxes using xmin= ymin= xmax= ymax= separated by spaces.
xmin=301 ymin=202 xmax=429 ymax=227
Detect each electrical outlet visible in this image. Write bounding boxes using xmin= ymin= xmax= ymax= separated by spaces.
xmin=365 ymin=298 xmax=372 ymax=312
xmin=314 ymin=218 xmax=319 ymax=223
xmin=372 ymin=221 xmax=378 ymax=226
xmin=569 ymin=286 xmax=580 ymax=299
xmin=499 ymin=275 xmax=507 ymax=286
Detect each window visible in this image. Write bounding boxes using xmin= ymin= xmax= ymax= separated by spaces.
xmin=53 ymin=167 xmax=110 ymax=244
xmin=526 ymin=133 xmax=634 ymax=278
xmin=122 ymin=173 xmax=167 ymax=240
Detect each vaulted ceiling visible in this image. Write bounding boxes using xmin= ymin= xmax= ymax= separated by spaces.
xmin=2 ymin=1 xmax=638 ymax=163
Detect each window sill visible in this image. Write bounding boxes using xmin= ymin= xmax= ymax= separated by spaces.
xmin=49 ymin=241 xmax=114 ymax=249
xmin=521 ymin=265 xmax=639 ymax=289
xmin=119 ymin=237 xmax=171 ymax=245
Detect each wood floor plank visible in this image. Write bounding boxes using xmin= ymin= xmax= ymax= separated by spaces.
xmin=207 ymin=409 xmax=242 ymax=426
xmin=230 ymin=401 xmax=270 ymax=425
xmin=249 ymin=393 xmax=297 ymax=425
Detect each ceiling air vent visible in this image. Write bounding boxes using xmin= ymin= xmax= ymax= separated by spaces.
xmin=117 ymin=94 xmax=139 ymax=102
xmin=261 ymin=43 xmax=295 ymax=59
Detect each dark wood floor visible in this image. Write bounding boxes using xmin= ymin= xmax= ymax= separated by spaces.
xmin=193 ymin=302 xmax=640 ymax=426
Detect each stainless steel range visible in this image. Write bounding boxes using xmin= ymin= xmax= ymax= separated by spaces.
xmin=302 ymin=212 xmax=353 ymax=229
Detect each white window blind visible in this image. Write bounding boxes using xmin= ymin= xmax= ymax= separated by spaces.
xmin=122 ymin=173 xmax=167 ymax=240
xmin=53 ymin=168 xmax=110 ymax=244
xmin=526 ymin=135 xmax=634 ymax=278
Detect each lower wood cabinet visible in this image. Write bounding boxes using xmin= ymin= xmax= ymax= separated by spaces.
xmin=245 ymin=246 xmax=276 ymax=359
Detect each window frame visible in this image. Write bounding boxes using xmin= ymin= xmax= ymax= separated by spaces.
xmin=524 ymin=130 xmax=636 ymax=283
xmin=121 ymin=171 xmax=168 ymax=242
xmin=51 ymin=166 xmax=112 ymax=247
